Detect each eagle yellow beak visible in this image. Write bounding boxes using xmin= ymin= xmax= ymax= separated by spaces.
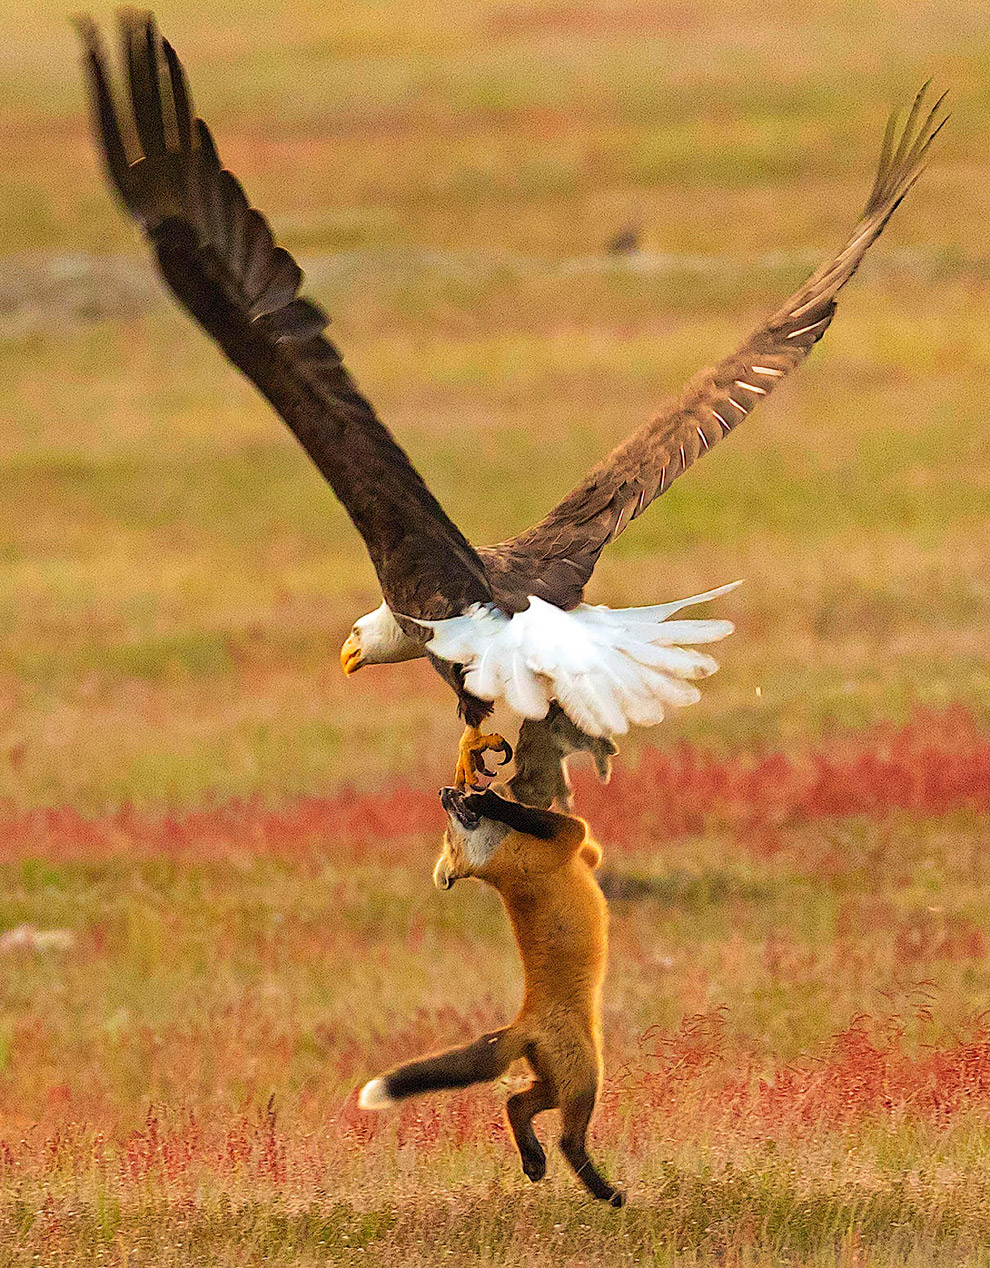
xmin=340 ymin=633 xmax=364 ymax=676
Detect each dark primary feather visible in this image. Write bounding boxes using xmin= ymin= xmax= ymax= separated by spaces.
xmin=76 ymin=10 xmax=493 ymax=623
xmin=79 ymin=16 xmax=944 ymax=635
xmin=483 ymin=85 xmax=946 ymax=612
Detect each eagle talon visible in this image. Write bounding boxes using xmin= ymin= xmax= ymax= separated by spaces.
xmin=455 ymin=727 xmax=513 ymax=789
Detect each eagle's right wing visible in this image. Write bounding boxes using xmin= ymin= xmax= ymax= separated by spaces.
xmin=484 ymin=85 xmax=946 ymax=612
xmin=77 ymin=11 xmax=492 ymax=621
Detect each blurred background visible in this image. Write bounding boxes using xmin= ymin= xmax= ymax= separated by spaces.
xmin=3 ymin=0 xmax=989 ymax=810
xmin=3 ymin=3 xmax=990 ymax=1262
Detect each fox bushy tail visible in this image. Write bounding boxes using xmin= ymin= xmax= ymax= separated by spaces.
xmin=359 ymin=1027 xmax=524 ymax=1108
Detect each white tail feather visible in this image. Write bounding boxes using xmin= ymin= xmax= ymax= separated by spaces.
xmin=420 ymin=583 xmax=740 ymax=738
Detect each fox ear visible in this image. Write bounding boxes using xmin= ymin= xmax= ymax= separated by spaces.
xmin=579 ymin=838 xmax=602 ymax=869
xmin=556 ymin=815 xmax=591 ymax=854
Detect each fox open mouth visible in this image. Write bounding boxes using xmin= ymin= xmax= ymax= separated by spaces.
xmin=440 ymin=786 xmax=481 ymax=830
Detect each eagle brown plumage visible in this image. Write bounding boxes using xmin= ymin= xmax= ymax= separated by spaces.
xmin=76 ymin=11 xmax=945 ymax=804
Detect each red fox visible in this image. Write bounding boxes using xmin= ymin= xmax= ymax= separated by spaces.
xmin=359 ymin=786 xmax=623 ymax=1206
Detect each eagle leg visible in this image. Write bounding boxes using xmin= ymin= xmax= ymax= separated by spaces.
xmin=454 ymin=726 xmax=513 ymax=790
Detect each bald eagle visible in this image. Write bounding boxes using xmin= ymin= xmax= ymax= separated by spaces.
xmin=77 ymin=13 xmax=944 ymax=804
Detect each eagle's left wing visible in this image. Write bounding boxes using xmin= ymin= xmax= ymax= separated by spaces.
xmin=482 ymin=85 xmax=946 ymax=613
xmin=77 ymin=11 xmax=493 ymax=622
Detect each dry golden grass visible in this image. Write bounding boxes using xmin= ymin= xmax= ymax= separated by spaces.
xmin=3 ymin=0 xmax=990 ymax=1262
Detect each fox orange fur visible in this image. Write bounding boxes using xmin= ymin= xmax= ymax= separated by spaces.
xmin=359 ymin=786 xmax=623 ymax=1206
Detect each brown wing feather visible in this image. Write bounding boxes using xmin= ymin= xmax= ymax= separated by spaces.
xmin=77 ymin=11 xmax=492 ymax=622
xmin=483 ymin=85 xmax=947 ymax=612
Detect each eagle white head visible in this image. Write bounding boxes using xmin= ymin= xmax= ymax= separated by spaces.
xmin=340 ymin=602 xmax=425 ymax=675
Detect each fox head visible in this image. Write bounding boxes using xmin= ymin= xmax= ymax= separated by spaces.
xmin=435 ymin=786 xmax=595 ymax=890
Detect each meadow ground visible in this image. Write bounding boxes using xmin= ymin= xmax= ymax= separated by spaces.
xmin=2 ymin=0 xmax=990 ymax=1262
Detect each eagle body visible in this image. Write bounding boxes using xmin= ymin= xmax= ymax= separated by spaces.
xmin=352 ymin=584 xmax=737 ymax=737
xmin=77 ymin=12 xmax=944 ymax=803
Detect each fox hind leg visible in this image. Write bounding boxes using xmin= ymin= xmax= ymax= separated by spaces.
xmin=559 ymin=1090 xmax=624 ymax=1207
xmin=506 ymin=1078 xmax=555 ymax=1183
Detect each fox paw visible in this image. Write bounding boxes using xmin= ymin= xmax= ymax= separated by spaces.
xmin=521 ymin=1151 xmax=547 ymax=1183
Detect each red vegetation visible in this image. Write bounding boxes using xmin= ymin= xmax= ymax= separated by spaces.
xmin=580 ymin=705 xmax=990 ymax=846
xmin=739 ymin=1020 xmax=990 ymax=1128
xmin=2 ymin=706 xmax=988 ymax=862
xmin=4 ymin=1016 xmax=990 ymax=1195
xmin=628 ymin=1010 xmax=990 ymax=1136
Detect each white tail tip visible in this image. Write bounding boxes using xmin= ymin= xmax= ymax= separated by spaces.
xmin=358 ymin=1077 xmax=394 ymax=1110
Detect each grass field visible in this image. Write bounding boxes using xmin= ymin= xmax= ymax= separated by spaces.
xmin=3 ymin=0 xmax=990 ymax=1262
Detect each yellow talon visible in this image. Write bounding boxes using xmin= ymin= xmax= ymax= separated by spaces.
xmin=455 ymin=726 xmax=513 ymax=789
